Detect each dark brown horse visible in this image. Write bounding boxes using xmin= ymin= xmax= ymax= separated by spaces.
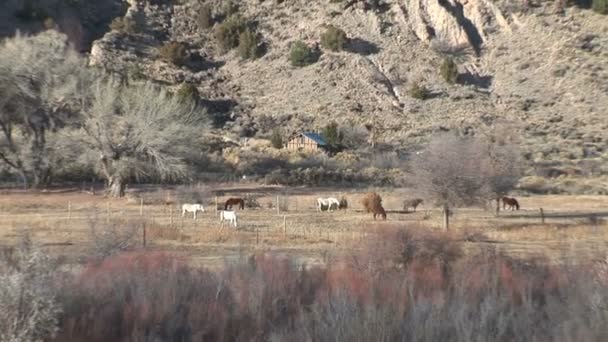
xmin=373 ymin=206 xmax=387 ymax=220
xmin=403 ymin=198 xmax=423 ymax=212
xmin=224 ymin=198 xmax=245 ymax=210
xmin=502 ymin=197 xmax=520 ymax=211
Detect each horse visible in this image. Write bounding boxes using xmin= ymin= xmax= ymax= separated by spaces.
xmin=338 ymin=196 xmax=348 ymax=210
xmin=317 ymin=197 xmax=340 ymax=212
xmin=373 ymin=206 xmax=387 ymax=220
xmin=361 ymin=192 xmax=387 ymax=220
xmin=220 ymin=210 xmax=238 ymax=227
xmin=182 ymin=203 xmax=205 ymax=220
xmin=502 ymin=197 xmax=520 ymax=211
xmin=224 ymin=198 xmax=245 ymax=210
xmin=403 ymin=198 xmax=423 ymax=212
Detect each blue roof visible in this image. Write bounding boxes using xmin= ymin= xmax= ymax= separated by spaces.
xmin=302 ymin=132 xmax=327 ymax=145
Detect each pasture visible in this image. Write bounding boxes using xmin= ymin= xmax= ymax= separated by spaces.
xmin=1 ymin=184 xmax=607 ymax=268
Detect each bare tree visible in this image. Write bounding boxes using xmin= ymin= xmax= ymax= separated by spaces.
xmin=410 ymin=132 xmax=521 ymax=229
xmin=66 ymin=78 xmax=206 ymax=197
xmin=0 ymin=233 xmax=61 ymax=342
xmin=0 ymin=31 xmax=88 ymax=188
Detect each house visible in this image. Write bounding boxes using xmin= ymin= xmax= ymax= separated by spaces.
xmin=286 ymin=132 xmax=327 ymax=152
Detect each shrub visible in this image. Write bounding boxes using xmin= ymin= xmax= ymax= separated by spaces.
xmin=215 ymin=15 xmax=247 ymax=51
xmin=322 ymin=121 xmax=344 ymax=151
xmin=593 ymin=0 xmax=608 ymax=13
xmin=222 ymin=0 xmax=240 ymax=16
xmin=270 ymin=129 xmax=283 ymax=149
xmin=109 ymin=17 xmax=137 ymax=34
xmin=408 ymin=82 xmax=430 ymax=99
xmin=0 ymin=234 xmax=61 ymax=341
xmin=196 ymin=4 xmax=213 ymax=29
xmin=176 ymin=83 xmax=200 ymax=104
xmin=158 ymin=41 xmax=188 ymax=66
xmin=237 ymin=29 xmax=260 ymax=60
xmin=440 ymin=57 xmax=459 ymax=84
xmin=290 ymin=40 xmax=319 ymax=67
xmin=87 ymin=217 xmax=140 ymax=258
xmin=321 ymin=25 xmax=348 ymax=51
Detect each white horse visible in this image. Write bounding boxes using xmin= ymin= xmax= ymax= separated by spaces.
xmin=220 ymin=210 xmax=238 ymax=227
xmin=182 ymin=203 xmax=205 ymax=220
xmin=317 ymin=197 xmax=340 ymax=212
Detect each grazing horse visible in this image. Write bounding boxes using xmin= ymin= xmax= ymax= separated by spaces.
xmin=224 ymin=198 xmax=245 ymax=210
xmin=220 ymin=210 xmax=238 ymax=227
xmin=502 ymin=197 xmax=520 ymax=211
xmin=403 ymin=198 xmax=423 ymax=212
xmin=361 ymin=192 xmax=387 ymax=220
xmin=317 ymin=197 xmax=340 ymax=212
xmin=182 ymin=203 xmax=205 ymax=220
xmin=338 ymin=196 xmax=348 ymax=210
xmin=373 ymin=206 xmax=387 ymax=220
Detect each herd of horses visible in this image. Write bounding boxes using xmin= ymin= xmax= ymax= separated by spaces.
xmin=180 ymin=195 xmax=521 ymax=226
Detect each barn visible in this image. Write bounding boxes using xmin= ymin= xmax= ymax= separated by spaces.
xmin=286 ymin=132 xmax=327 ymax=152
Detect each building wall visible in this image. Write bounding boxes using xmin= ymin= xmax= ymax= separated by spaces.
xmin=286 ymin=135 xmax=319 ymax=152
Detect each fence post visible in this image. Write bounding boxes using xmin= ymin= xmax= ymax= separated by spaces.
xmin=283 ymin=215 xmax=287 ymax=236
xmin=540 ymin=208 xmax=545 ymax=224
xmin=215 ymin=196 xmax=218 ymax=215
xmin=256 ymin=227 xmax=260 ymax=245
xmin=276 ymin=195 xmax=280 ymax=215
xmin=170 ymin=205 xmax=174 ymax=225
xmin=67 ymin=201 xmax=72 ymax=220
xmin=140 ymin=197 xmax=144 ymax=216
xmin=106 ymin=202 xmax=110 ymax=224
xmin=142 ymin=222 xmax=147 ymax=247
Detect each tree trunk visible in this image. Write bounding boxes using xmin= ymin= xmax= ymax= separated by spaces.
xmin=107 ymin=176 xmax=126 ymax=197
xmin=442 ymin=205 xmax=450 ymax=231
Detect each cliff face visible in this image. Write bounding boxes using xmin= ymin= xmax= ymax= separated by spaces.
xmin=7 ymin=0 xmax=608 ymax=176
xmin=0 ymin=0 xmax=124 ymax=51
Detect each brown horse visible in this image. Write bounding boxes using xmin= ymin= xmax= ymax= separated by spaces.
xmin=224 ymin=198 xmax=245 ymax=210
xmin=338 ymin=196 xmax=348 ymax=210
xmin=502 ymin=197 xmax=520 ymax=211
xmin=403 ymin=198 xmax=423 ymax=212
xmin=361 ymin=192 xmax=387 ymax=220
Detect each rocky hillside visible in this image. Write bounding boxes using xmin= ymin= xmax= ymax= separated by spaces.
xmin=4 ymin=0 xmax=608 ymax=187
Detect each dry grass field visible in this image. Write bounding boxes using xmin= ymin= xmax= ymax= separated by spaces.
xmin=1 ymin=184 xmax=607 ymax=268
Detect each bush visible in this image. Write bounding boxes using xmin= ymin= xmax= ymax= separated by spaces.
xmin=237 ymin=29 xmax=260 ymax=60
xmin=593 ymin=0 xmax=608 ymax=13
xmin=109 ymin=17 xmax=137 ymax=34
xmin=87 ymin=217 xmax=140 ymax=258
xmin=196 ymin=4 xmax=213 ymax=29
xmin=408 ymin=82 xmax=430 ymax=99
xmin=322 ymin=121 xmax=344 ymax=151
xmin=176 ymin=83 xmax=200 ymax=104
xmin=0 ymin=234 xmax=61 ymax=341
xmin=321 ymin=25 xmax=348 ymax=51
xmin=290 ymin=41 xmax=319 ymax=67
xmin=222 ymin=0 xmax=240 ymax=16
xmin=215 ymin=15 xmax=247 ymax=51
xmin=440 ymin=57 xmax=459 ymax=84
xmin=51 ymin=230 xmax=608 ymax=342
xmin=270 ymin=129 xmax=283 ymax=149
xmin=158 ymin=41 xmax=188 ymax=66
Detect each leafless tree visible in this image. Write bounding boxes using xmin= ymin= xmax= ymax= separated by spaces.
xmin=0 ymin=233 xmax=61 ymax=342
xmin=65 ymin=78 xmax=206 ymax=197
xmin=410 ymin=132 xmax=521 ymax=229
xmin=0 ymin=31 xmax=89 ymax=188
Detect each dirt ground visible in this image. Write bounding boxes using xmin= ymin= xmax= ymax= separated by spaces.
xmin=0 ymin=184 xmax=607 ymax=268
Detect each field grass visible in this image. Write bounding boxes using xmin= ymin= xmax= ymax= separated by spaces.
xmin=1 ymin=185 xmax=607 ymax=267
